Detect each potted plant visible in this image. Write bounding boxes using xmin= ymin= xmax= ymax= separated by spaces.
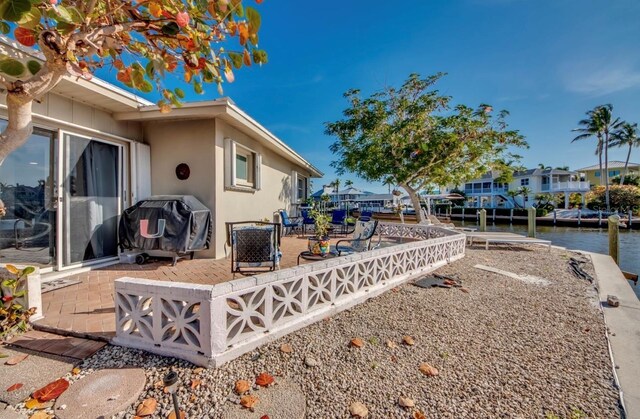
xmin=308 ymin=208 xmax=331 ymax=255
xmin=1 ymin=265 xmax=36 ymax=341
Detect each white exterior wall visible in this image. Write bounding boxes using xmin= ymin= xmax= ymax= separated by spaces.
xmin=144 ymin=118 xmax=314 ymax=259
xmin=213 ymin=119 xmax=313 ymax=259
xmin=0 ymin=92 xmax=143 ymax=142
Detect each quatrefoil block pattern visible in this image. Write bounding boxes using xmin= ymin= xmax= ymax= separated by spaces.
xmin=115 ymin=292 xmax=154 ymax=341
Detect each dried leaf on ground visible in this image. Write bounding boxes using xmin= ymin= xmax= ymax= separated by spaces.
xmin=24 ymin=398 xmax=46 ymax=410
xmin=32 ymin=378 xmax=69 ymax=402
xmin=398 ymin=396 xmax=415 ymax=408
xmin=5 ymin=354 xmax=28 ymax=365
xmin=189 ymin=394 xmax=197 ymax=403
xmin=6 ymin=383 xmax=23 ymax=392
xmin=402 ymin=336 xmax=415 ymax=346
xmin=413 ymin=411 xmax=427 ymax=419
xmin=0 ymin=352 xmax=8 ymax=358
xmin=167 ymin=411 xmax=185 ymax=419
xmin=349 ymin=401 xmax=368 ymax=417
xmin=350 ymin=338 xmax=364 ymax=348
xmin=235 ymin=380 xmax=251 ymax=394
xmin=29 ymin=412 xmax=52 ymax=419
xmin=460 ymin=287 xmax=470 ymax=293
xmin=71 ymin=367 xmax=81 ymax=375
xmin=419 ymin=362 xmax=439 ymax=377
xmin=190 ymin=379 xmax=202 ymax=389
xmin=279 ymin=343 xmax=293 ymax=353
xmin=136 ymin=398 xmax=157 ymax=417
xmin=240 ymin=395 xmax=259 ymax=409
xmin=260 ymin=416 xmax=270 ymax=419
xmin=255 ymin=373 xmax=275 ymax=387
xmin=385 ymin=340 xmax=398 ymax=349
xmin=153 ymin=380 xmax=164 ymax=389
xmin=193 ymin=367 xmax=204 ymax=374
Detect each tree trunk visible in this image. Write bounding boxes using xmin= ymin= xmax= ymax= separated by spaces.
xmin=598 ymin=142 xmax=603 ymax=186
xmin=0 ymin=94 xmax=34 ymax=164
xmin=604 ymin=136 xmax=610 ymax=212
xmin=621 ymin=144 xmax=632 ymax=185
xmin=0 ymin=32 xmax=68 ymax=164
xmin=399 ymin=182 xmax=426 ymax=224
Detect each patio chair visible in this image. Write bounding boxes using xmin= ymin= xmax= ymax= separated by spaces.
xmin=330 ymin=209 xmax=347 ymax=235
xmin=300 ymin=208 xmax=315 ymax=235
xmin=278 ymin=209 xmax=301 ymax=236
xmin=226 ymin=221 xmax=281 ymax=276
xmin=334 ymin=219 xmax=380 ymax=256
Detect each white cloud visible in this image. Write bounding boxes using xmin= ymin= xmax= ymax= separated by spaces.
xmin=564 ymin=65 xmax=640 ymax=96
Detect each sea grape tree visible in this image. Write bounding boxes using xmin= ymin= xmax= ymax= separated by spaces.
xmin=0 ymin=0 xmax=266 ymax=162
xmin=325 ymin=73 xmax=527 ymax=223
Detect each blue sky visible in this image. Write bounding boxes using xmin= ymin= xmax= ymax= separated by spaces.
xmin=103 ymin=0 xmax=640 ymax=193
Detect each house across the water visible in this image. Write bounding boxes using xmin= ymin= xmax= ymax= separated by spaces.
xmin=576 ymin=161 xmax=640 ymax=185
xmin=0 ymin=37 xmax=321 ymax=274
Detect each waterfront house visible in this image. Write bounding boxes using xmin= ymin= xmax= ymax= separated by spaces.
xmin=576 ymin=161 xmax=640 ymax=185
xmin=0 ymin=37 xmax=321 ymax=274
xmin=449 ymin=168 xmax=590 ymax=208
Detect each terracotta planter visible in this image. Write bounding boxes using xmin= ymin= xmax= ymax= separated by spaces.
xmin=307 ymin=236 xmax=331 ymax=255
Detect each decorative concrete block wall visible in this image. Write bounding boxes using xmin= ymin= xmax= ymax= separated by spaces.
xmin=113 ymin=224 xmax=466 ymax=366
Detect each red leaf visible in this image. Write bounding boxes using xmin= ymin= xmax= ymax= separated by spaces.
xmin=15 ymin=27 xmax=36 ymax=47
xmin=176 ymin=11 xmax=190 ymax=28
xmin=6 ymin=383 xmax=23 ymax=392
xmin=255 ymin=373 xmax=274 ymax=387
xmin=32 ymin=378 xmax=69 ymax=402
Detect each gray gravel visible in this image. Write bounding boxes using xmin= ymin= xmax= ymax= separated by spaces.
xmin=53 ymin=246 xmax=620 ymax=418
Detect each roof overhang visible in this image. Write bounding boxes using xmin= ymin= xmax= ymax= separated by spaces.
xmin=0 ymin=36 xmax=153 ymax=113
xmin=114 ymin=99 xmax=323 ymax=178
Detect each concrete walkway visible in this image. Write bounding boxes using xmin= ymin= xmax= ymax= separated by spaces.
xmin=588 ymin=252 xmax=640 ymax=419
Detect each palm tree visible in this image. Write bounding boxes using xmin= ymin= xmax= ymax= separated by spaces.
xmin=554 ymin=165 xmax=570 ymax=171
xmin=344 ymin=179 xmax=354 ymax=188
xmin=333 ymin=178 xmax=341 ymax=193
xmin=538 ymin=163 xmax=551 ymax=170
xmin=519 ymin=186 xmax=532 ymax=206
xmin=572 ymin=104 xmax=621 ymax=212
xmin=611 ymin=122 xmax=640 ymax=185
xmin=507 ymin=190 xmax=521 ymax=208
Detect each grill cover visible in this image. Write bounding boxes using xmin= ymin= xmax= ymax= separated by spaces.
xmin=119 ymin=195 xmax=212 ymax=253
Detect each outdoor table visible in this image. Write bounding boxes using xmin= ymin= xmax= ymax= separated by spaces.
xmin=297 ymin=251 xmax=339 ymax=265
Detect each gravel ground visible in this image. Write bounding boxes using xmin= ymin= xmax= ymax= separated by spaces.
xmin=31 ymin=245 xmax=621 ymax=418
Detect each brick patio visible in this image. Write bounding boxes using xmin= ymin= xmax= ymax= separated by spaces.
xmin=36 ymin=236 xmax=407 ymax=340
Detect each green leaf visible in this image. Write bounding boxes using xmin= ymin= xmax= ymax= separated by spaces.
xmin=56 ymin=21 xmax=76 ymax=35
xmin=161 ymin=22 xmax=179 ymax=36
xmin=17 ymin=6 xmax=41 ymax=29
xmin=21 ymin=266 xmax=35 ymax=276
xmin=0 ymin=0 xmax=32 ymax=22
xmin=145 ymin=61 xmax=155 ymax=79
xmin=252 ymin=49 xmax=268 ymax=65
xmin=26 ymin=60 xmax=40 ymax=75
xmin=138 ymin=80 xmax=153 ymax=93
xmin=194 ymin=80 xmax=203 ymax=94
xmin=54 ymin=5 xmax=74 ymax=23
xmin=174 ymin=87 xmax=185 ymax=99
xmin=228 ymin=52 xmax=243 ymax=69
xmin=0 ymin=22 xmax=10 ymax=34
xmin=0 ymin=59 xmax=26 ymax=76
xmin=246 ymin=7 xmax=261 ymax=34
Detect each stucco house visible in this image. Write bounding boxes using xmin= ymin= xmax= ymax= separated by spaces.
xmin=446 ymin=168 xmax=590 ymax=208
xmin=576 ymin=161 xmax=640 ymax=185
xmin=0 ymin=38 xmax=321 ymax=275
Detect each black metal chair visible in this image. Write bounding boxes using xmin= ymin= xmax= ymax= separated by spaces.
xmin=225 ymin=221 xmax=281 ymax=276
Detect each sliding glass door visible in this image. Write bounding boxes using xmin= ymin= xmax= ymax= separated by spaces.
xmin=61 ymin=134 xmax=123 ymax=268
xmin=0 ymin=125 xmax=57 ymax=267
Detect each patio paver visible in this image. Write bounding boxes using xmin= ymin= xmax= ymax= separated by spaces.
xmin=35 ymin=236 xmax=312 ymax=339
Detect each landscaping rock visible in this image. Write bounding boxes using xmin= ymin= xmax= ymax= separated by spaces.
xmin=54 ymin=368 xmax=146 ymax=419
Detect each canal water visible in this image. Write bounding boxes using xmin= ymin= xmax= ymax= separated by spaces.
xmin=453 ymin=220 xmax=640 ymax=299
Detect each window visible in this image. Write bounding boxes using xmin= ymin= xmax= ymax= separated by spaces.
xmin=520 ymin=178 xmax=529 ymax=186
xmin=595 ymin=171 xmax=600 ymax=177
xmin=609 ymin=170 xmax=620 ymax=177
xmin=225 ymin=138 xmax=261 ymax=190
xmin=297 ymin=175 xmax=307 ymax=201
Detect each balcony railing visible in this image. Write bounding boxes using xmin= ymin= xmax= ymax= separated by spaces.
xmin=543 ymin=181 xmax=590 ymax=191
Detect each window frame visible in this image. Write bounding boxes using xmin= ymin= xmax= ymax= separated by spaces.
xmin=520 ymin=178 xmax=530 ymax=186
xmin=224 ymin=138 xmax=262 ymax=192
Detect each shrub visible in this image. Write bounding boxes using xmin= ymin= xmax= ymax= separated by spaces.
xmin=1 ymin=265 xmax=36 ymax=341
xmin=586 ymin=185 xmax=640 ymax=213
xmin=611 ymin=174 xmax=640 ymax=186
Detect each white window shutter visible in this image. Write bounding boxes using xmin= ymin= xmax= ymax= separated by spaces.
xmin=224 ymin=138 xmax=236 ymax=187
xmin=291 ymin=171 xmax=298 ymax=203
xmin=254 ymin=153 xmax=262 ymax=190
